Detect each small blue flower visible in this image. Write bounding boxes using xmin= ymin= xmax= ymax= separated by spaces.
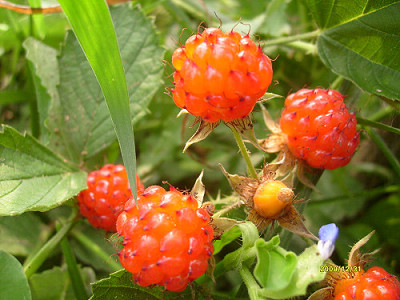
xmin=318 ymin=223 xmax=339 ymax=260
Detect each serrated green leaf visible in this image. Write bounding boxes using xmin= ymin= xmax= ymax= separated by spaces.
xmin=0 ymin=213 xmax=48 ymax=256
xmin=309 ymin=1 xmax=400 ymax=100
xmin=0 ymin=125 xmax=87 ymax=216
xmin=0 ymin=250 xmax=32 ymax=300
xmin=23 ymin=37 xmax=59 ymax=143
xmin=29 ymin=266 xmax=95 ymax=300
xmin=50 ymin=5 xmax=163 ymax=162
xmin=307 ymin=0 xmax=398 ymax=29
xmin=90 ymin=269 xmax=195 ymax=299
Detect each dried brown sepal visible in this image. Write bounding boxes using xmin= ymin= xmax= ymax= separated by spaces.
xmin=212 ymin=217 xmax=243 ymax=237
xmin=219 ymin=164 xmax=258 ymax=204
xmin=191 ymin=170 xmax=206 ymax=207
xmin=248 ymin=209 xmax=273 ymax=231
xmin=259 ymin=103 xmax=282 ymax=134
xmin=226 ymin=115 xmax=264 ymax=151
xmin=183 ymin=120 xmax=219 ymax=152
xmin=205 ymin=255 xmax=216 ymax=284
xmin=278 ymin=205 xmax=318 ymax=241
xmin=307 ymin=287 xmax=334 ymax=300
xmin=296 ymin=161 xmax=318 ymax=191
xmin=347 ymin=231 xmax=377 ymax=268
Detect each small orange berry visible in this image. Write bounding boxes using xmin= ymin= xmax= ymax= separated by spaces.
xmin=253 ymin=180 xmax=294 ymax=219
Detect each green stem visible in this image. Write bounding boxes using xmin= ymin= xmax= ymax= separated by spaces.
xmin=240 ymin=265 xmax=266 ymax=300
xmin=358 ymin=117 xmax=400 ymax=135
xmin=365 ymin=127 xmax=400 ymax=178
xmin=212 ymin=200 xmax=242 ymax=218
xmin=231 ymin=127 xmax=258 ymax=179
xmin=24 ymin=215 xmax=78 ymax=278
xmin=71 ymin=230 xmax=121 ymax=272
xmin=57 ymin=224 xmax=89 ymax=300
xmin=330 ymin=76 xmax=344 ymax=91
xmin=369 ymin=106 xmax=393 ymax=122
xmin=284 ymin=41 xmax=317 ymax=54
xmin=263 ymin=30 xmax=320 ymax=47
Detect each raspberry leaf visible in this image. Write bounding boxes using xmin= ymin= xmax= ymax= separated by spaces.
xmin=308 ymin=0 xmax=400 ymax=100
xmin=0 ymin=213 xmax=49 ymax=257
xmin=0 ymin=250 xmax=31 ymax=300
xmin=47 ymin=4 xmax=164 ymax=163
xmin=90 ymin=269 xmax=199 ymax=299
xmin=29 ymin=266 xmax=94 ymax=300
xmin=23 ymin=37 xmax=59 ymax=143
xmin=0 ymin=125 xmax=87 ymax=216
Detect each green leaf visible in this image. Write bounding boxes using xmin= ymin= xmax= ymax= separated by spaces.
xmin=23 ymin=37 xmax=59 ymax=143
xmin=256 ymin=243 xmax=326 ymax=299
xmin=213 ymin=225 xmax=242 ymax=255
xmin=0 ymin=213 xmax=49 ymax=256
xmin=29 ymin=266 xmax=95 ymax=300
xmin=258 ymin=0 xmax=290 ymax=36
xmin=310 ymin=1 xmax=400 ymax=100
xmin=90 ymin=270 xmax=194 ymax=299
xmin=306 ymin=0 xmax=398 ymax=29
xmin=0 ymin=250 xmax=32 ymax=300
xmin=57 ymin=2 xmax=163 ymax=199
xmin=70 ymin=223 xmax=122 ymax=273
xmin=254 ymin=236 xmax=297 ymax=291
xmin=0 ymin=125 xmax=87 ymax=216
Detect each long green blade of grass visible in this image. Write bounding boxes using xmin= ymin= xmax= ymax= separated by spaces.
xmin=58 ymin=0 xmax=137 ymax=199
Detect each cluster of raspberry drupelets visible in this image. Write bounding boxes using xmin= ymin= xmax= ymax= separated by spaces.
xmin=171 ymin=27 xmax=273 ymax=123
xmin=279 ymin=88 xmax=360 ymax=170
xmin=332 ymin=266 xmax=400 ymax=299
xmin=116 ymin=185 xmax=214 ymax=292
xmin=77 ymin=164 xmax=144 ymax=232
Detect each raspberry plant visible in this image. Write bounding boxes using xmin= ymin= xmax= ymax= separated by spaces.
xmin=0 ymin=1 xmax=399 ymax=300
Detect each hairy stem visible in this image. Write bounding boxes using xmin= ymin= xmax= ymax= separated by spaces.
xmin=263 ymin=30 xmax=320 ymax=47
xmin=231 ymin=126 xmax=258 ymax=179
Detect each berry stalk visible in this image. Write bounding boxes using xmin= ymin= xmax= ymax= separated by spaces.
xmin=231 ymin=126 xmax=258 ymax=179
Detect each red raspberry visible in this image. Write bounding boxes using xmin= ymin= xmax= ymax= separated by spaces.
xmin=77 ymin=164 xmax=145 ymax=232
xmin=171 ymin=27 xmax=273 ymax=123
xmin=279 ymin=88 xmax=360 ymax=169
xmin=334 ymin=266 xmax=400 ymax=299
xmin=116 ymin=185 xmax=214 ymax=292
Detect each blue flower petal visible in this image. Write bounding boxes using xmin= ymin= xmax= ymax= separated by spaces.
xmin=318 ymin=223 xmax=339 ymax=243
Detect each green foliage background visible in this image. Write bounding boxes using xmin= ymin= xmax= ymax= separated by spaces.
xmin=0 ymin=0 xmax=399 ymax=299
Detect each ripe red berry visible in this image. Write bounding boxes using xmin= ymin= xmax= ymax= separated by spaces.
xmin=279 ymin=88 xmax=360 ymax=169
xmin=171 ymin=27 xmax=273 ymax=123
xmin=77 ymin=164 xmax=145 ymax=232
xmin=334 ymin=266 xmax=400 ymax=299
xmin=117 ymin=185 xmax=214 ymax=292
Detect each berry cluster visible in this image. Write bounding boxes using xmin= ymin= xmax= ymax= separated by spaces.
xmin=77 ymin=164 xmax=144 ymax=232
xmin=280 ymin=89 xmax=360 ymax=169
xmin=334 ymin=266 xmax=400 ymax=299
xmin=171 ymin=27 xmax=273 ymax=123
xmin=116 ymin=185 xmax=214 ymax=292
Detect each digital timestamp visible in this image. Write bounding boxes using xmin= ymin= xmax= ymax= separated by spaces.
xmin=320 ymin=265 xmax=362 ymax=273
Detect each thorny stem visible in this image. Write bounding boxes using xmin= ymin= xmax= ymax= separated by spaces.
xmin=263 ymin=30 xmax=320 ymax=47
xmin=231 ymin=126 xmax=258 ymax=179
